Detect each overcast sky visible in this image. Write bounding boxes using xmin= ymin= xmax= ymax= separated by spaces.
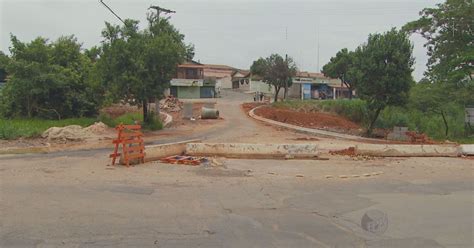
xmin=1 ymin=0 xmax=442 ymax=80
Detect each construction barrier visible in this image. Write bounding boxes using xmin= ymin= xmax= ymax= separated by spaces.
xmin=109 ymin=124 xmax=145 ymax=166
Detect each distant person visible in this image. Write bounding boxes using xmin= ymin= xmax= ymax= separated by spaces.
xmin=260 ymin=92 xmax=264 ymax=101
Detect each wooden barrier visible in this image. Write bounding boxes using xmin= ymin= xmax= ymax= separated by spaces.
xmin=109 ymin=124 xmax=145 ymax=166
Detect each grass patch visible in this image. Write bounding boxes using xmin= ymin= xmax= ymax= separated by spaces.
xmin=0 ymin=118 xmax=96 ymax=140
xmin=1 ymin=111 xmax=164 ymax=140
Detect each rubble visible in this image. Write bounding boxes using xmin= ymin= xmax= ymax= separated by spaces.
xmin=160 ymin=96 xmax=183 ymax=112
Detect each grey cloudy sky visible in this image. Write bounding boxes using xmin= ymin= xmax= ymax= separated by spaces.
xmin=1 ymin=0 xmax=442 ymax=80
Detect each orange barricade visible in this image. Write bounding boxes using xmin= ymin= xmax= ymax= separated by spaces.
xmin=109 ymin=124 xmax=145 ymax=166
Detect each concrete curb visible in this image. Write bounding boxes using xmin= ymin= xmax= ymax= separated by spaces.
xmin=186 ymin=143 xmax=320 ymax=159
xmin=248 ymin=105 xmax=377 ymax=141
xmin=144 ymin=139 xmax=201 ymax=162
xmin=354 ymin=143 xmax=461 ymax=157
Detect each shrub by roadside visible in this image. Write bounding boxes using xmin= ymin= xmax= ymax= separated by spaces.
xmin=98 ymin=112 xmax=163 ymax=131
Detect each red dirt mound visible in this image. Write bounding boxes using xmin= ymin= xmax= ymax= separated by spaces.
xmin=254 ymin=106 xmax=360 ymax=132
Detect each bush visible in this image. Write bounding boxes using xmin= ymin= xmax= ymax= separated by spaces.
xmin=1 ymin=35 xmax=101 ymax=119
xmin=98 ymin=112 xmax=162 ymax=131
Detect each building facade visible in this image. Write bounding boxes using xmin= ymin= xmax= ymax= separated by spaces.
xmin=289 ymin=71 xmax=353 ymax=100
xmin=169 ymin=61 xmax=216 ymax=99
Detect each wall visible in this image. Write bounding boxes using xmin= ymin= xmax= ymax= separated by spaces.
xmin=250 ymin=80 xmax=273 ymax=94
xmin=177 ymin=86 xmax=200 ymax=99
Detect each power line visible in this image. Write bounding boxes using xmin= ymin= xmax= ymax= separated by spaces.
xmin=99 ymin=0 xmax=125 ymax=24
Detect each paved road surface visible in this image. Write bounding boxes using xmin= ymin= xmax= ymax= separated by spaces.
xmin=1 ymin=90 xmax=473 ymax=247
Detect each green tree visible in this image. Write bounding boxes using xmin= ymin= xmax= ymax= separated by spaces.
xmin=1 ymin=35 xmax=99 ymax=119
xmin=409 ymin=81 xmax=452 ymax=137
xmin=250 ymin=54 xmax=297 ymax=102
xmin=98 ymin=13 xmax=191 ymax=123
xmin=403 ymin=0 xmax=473 ymax=85
xmin=0 ymin=51 xmax=9 ymax=82
xmin=322 ymin=48 xmax=361 ymax=99
xmin=356 ymin=29 xmax=415 ymax=135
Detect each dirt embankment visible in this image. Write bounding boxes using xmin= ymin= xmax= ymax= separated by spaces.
xmin=254 ymin=105 xmax=361 ymax=135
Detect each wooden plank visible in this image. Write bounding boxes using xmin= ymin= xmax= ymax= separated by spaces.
xmin=120 ymin=132 xmax=143 ymax=138
xmin=126 ymin=153 xmax=145 ymax=159
xmin=121 ymin=139 xmax=144 ymax=145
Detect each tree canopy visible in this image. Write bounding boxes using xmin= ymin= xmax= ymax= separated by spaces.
xmin=250 ymin=54 xmax=297 ymax=102
xmin=403 ymin=0 xmax=473 ymax=86
xmin=0 ymin=35 xmax=99 ymax=119
xmin=97 ymin=13 xmax=192 ymax=123
xmin=0 ymin=51 xmax=9 ymax=83
xmin=322 ymin=48 xmax=361 ymax=99
xmin=356 ymin=29 xmax=415 ymax=135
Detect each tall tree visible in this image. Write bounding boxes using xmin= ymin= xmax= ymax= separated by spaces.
xmin=403 ymin=0 xmax=473 ymax=86
xmin=409 ymin=80 xmax=453 ymax=137
xmin=322 ymin=48 xmax=361 ymax=99
xmin=1 ymin=35 xmax=99 ymax=119
xmin=356 ymin=28 xmax=415 ymax=135
xmin=250 ymin=54 xmax=297 ymax=102
xmin=98 ymin=13 xmax=192 ymax=123
xmin=0 ymin=51 xmax=9 ymax=83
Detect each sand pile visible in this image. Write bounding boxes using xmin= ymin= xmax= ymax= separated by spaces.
xmin=42 ymin=122 xmax=109 ymax=141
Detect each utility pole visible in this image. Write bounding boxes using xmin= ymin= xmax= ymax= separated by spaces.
xmin=285 ymin=54 xmax=290 ymax=100
xmin=148 ymin=5 xmax=176 ymax=115
xmin=284 ymin=27 xmax=288 ymax=101
xmin=149 ymin=5 xmax=175 ymax=29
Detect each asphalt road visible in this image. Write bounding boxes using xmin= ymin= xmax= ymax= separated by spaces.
xmin=1 ymin=151 xmax=472 ymax=248
xmin=0 ymin=90 xmax=473 ymax=247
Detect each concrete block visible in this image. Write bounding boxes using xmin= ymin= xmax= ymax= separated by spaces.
xmin=460 ymin=144 xmax=474 ymax=156
xmin=355 ymin=144 xmax=460 ymax=157
xmin=144 ymin=139 xmax=201 ymax=162
xmin=186 ymin=143 xmax=320 ymax=159
xmin=183 ymin=102 xmax=193 ymax=119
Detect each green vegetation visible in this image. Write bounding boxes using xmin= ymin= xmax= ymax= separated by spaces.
xmin=0 ymin=9 xmax=181 ymax=140
xmin=320 ymin=0 xmax=473 ymax=139
xmin=274 ymin=99 xmax=471 ymax=142
xmin=98 ymin=13 xmax=193 ymax=124
xmin=250 ymin=54 xmax=297 ymax=102
xmin=322 ymin=29 xmax=414 ymax=135
xmin=0 ymin=111 xmax=163 ymax=140
xmin=0 ymin=35 xmax=101 ymax=119
xmin=98 ymin=112 xmax=162 ymax=131
xmin=0 ymin=118 xmax=96 ymax=140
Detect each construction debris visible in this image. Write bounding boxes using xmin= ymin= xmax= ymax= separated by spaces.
xmin=160 ymin=155 xmax=206 ymax=166
xmin=160 ymin=96 xmax=183 ymax=112
xmin=329 ymin=147 xmax=356 ymax=156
